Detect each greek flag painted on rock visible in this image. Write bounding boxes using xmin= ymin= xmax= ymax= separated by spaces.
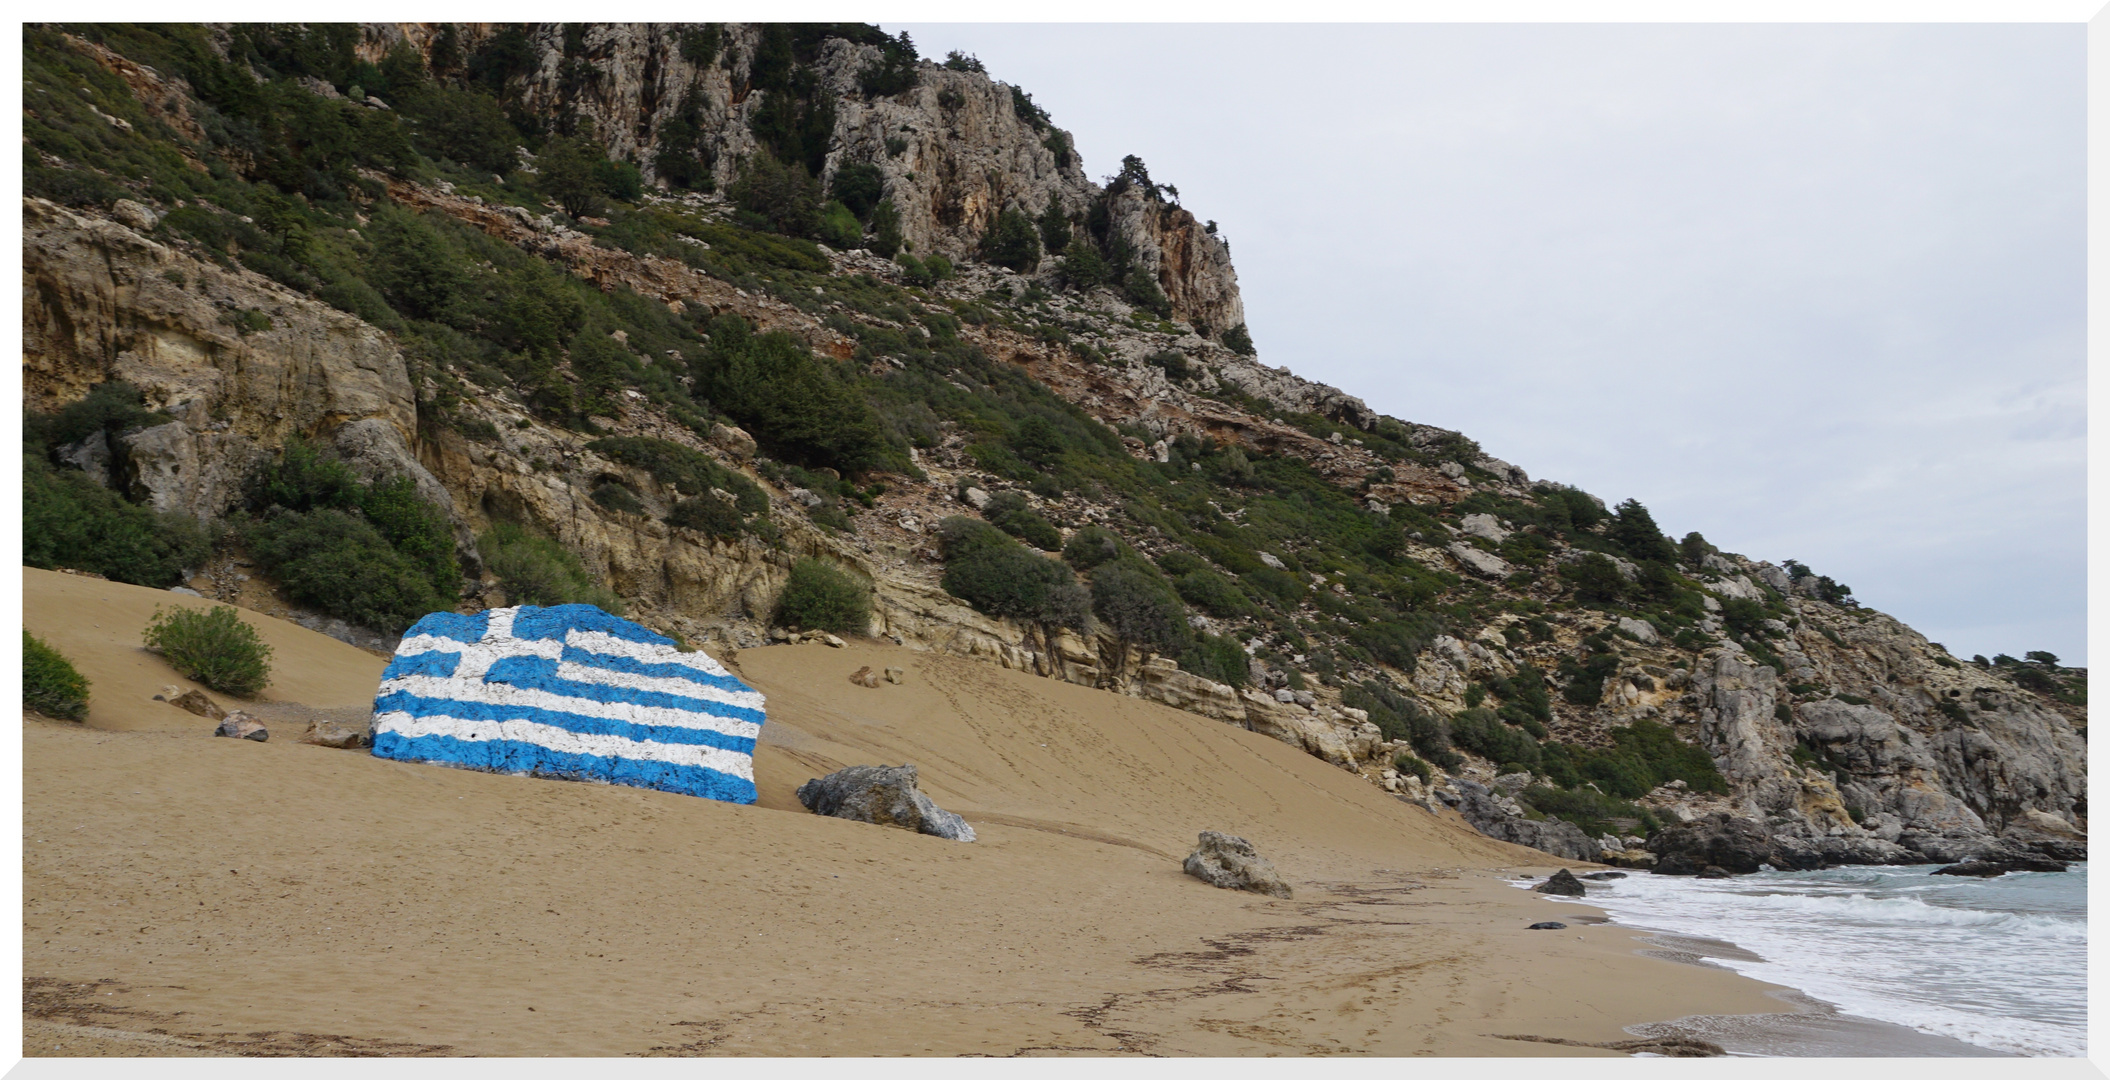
xmin=371 ymin=605 xmax=765 ymax=804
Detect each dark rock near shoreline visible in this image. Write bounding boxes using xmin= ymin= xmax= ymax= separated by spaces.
xmin=1580 ymin=871 xmax=1627 ymax=881
xmin=1931 ymin=851 xmax=2068 ymax=877
xmin=1534 ymin=868 xmax=1586 ymax=896
xmin=1648 ymin=813 xmax=1772 ymax=875
xmin=796 ymin=764 xmax=976 ymax=842
xmin=1527 ymin=921 xmax=1568 ymax=930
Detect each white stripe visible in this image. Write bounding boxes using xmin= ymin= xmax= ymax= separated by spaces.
xmin=482 ymin=607 xmax=516 ymax=641
xmin=378 ymin=674 xmax=762 ymax=738
xmin=564 ymin=629 xmax=735 ymax=678
xmin=375 ymin=711 xmax=754 ymax=781
xmin=552 ymin=661 xmax=765 ymax=713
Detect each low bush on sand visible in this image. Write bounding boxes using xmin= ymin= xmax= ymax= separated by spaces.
xmin=142 ymin=605 xmax=273 ymax=697
xmin=24 ymin=631 xmax=90 ymax=720
xmin=772 ymin=559 xmax=871 ymax=635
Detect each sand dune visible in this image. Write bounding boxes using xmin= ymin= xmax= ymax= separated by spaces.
xmin=21 ymin=568 xmax=1792 ymax=1056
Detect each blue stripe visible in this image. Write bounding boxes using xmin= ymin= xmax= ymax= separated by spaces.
xmin=372 ymin=731 xmax=757 ymax=804
xmin=482 ymin=655 xmax=764 ymax=724
xmin=556 ymin=644 xmax=753 ymax=695
xmin=382 ymin=649 xmax=462 ymax=681
xmin=374 ymin=688 xmax=757 ymax=755
xmin=512 ymin=605 xmax=673 ymax=646
xmin=404 ymin=610 xmax=491 ymax=644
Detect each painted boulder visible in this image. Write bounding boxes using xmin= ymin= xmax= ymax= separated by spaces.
xmin=371 ymin=605 xmax=766 ymax=804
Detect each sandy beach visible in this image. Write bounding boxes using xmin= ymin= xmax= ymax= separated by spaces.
xmin=22 ymin=566 xmax=1802 ymax=1057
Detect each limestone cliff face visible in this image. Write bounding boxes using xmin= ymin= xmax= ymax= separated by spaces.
xmin=353 ymin=22 xmax=1242 ymax=333
xmin=23 ymin=198 xmax=432 ymax=520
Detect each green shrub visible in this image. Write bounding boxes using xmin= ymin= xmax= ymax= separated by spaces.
xmin=1606 ymin=498 xmax=1677 ymax=564
xmin=772 ymin=558 xmax=871 ymax=634
xmin=938 ymin=517 xmax=1089 ymax=627
xmin=1392 ymin=752 xmax=1432 ymax=785
xmin=478 ymin=523 xmax=623 ymax=613
xmin=830 ymin=163 xmax=886 ymax=219
xmin=691 ymin=315 xmax=896 ymax=473
xmin=1063 ymin=526 xmax=1125 ymax=571
xmin=1221 ymin=323 xmax=1255 ymax=357
xmin=1345 ymin=680 xmax=1458 ymax=769
xmin=982 ymin=491 xmax=1062 ymax=551
xmin=816 ymin=199 xmax=863 ymax=250
xmin=592 ymin=483 xmax=645 ymax=515
xmin=142 ymin=605 xmax=273 ymax=697
xmin=1562 ymin=553 xmax=1626 ymax=604
xmin=245 ymin=508 xmax=447 ymax=633
xmin=586 ymin=436 xmax=767 ymax=514
xmin=1090 ymin=559 xmax=1190 ymax=654
xmin=26 ymin=380 xmax=172 ymax=453
xmin=1539 ymin=720 xmax=1726 ymax=797
xmin=979 ymin=206 xmax=1042 ymax=272
xmin=1058 ymin=242 xmax=1109 ymax=291
xmin=1144 ymin=350 xmax=1190 ymax=382
xmin=1122 ymin=264 xmax=1171 ymax=318
xmin=1179 ymin=631 xmax=1248 ymax=688
xmin=729 ymin=150 xmax=822 ymax=237
xmin=1037 ymin=196 xmax=1071 ymax=254
xmin=1520 ymin=785 xmax=1660 ymax=838
xmin=1176 ymin=569 xmax=1255 ymax=619
xmin=667 ymin=495 xmax=744 ymax=539
xmin=24 ymin=455 xmax=215 ymax=588
xmin=1242 ymin=566 xmax=1305 ymax=605
xmin=24 ymin=632 xmax=90 ymax=720
xmin=1448 ymin=707 xmax=1541 ymax=771
xmin=868 ymin=198 xmax=904 ymax=258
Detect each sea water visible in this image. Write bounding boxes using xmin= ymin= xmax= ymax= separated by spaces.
xmin=1542 ymin=863 xmax=2087 ymax=1057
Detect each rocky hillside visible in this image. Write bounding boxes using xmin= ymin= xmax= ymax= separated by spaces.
xmin=23 ymin=22 xmax=2085 ymax=871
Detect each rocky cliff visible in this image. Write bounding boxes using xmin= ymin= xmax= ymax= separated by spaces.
xmin=23 ymin=22 xmax=2083 ymax=871
xmin=353 ymin=22 xmax=1244 ymax=336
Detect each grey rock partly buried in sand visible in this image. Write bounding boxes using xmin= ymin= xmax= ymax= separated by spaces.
xmin=213 ymin=712 xmax=267 ymax=742
xmin=164 ymin=688 xmax=224 ymax=722
xmin=796 ymin=764 xmax=976 ymax=842
xmin=302 ymin=716 xmax=371 ymax=749
xmin=1182 ymin=831 xmax=1294 ymax=898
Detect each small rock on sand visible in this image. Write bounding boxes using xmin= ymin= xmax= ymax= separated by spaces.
xmin=302 ymin=717 xmax=371 ymax=749
xmin=213 ymin=712 xmax=267 ymax=742
xmin=849 ymin=666 xmax=881 ymax=688
xmin=166 ymin=689 xmax=224 ymax=721
xmin=884 ymin=667 xmax=904 ymax=684
xmin=1527 ymin=922 xmax=1568 ymax=930
xmin=1182 ymin=831 xmax=1293 ymax=898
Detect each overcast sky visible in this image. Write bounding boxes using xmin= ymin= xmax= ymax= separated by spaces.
xmin=894 ymin=22 xmax=2086 ymax=666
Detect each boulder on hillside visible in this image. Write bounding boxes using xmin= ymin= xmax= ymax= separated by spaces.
xmin=796 ymin=764 xmax=976 ymax=842
xmin=1535 ymin=868 xmax=1585 ymax=896
xmin=1182 ymin=831 xmax=1293 ymax=898
xmin=1647 ymin=813 xmax=1773 ymax=875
